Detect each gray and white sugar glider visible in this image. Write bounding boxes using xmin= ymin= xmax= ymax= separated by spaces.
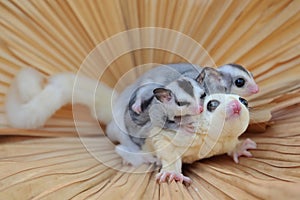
xmin=106 ymin=75 xmax=205 ymax=156
xmin=114 ymin=76 xmax=205 ymax=166
xmin=125 ymin=76 xmax=205 ymax=147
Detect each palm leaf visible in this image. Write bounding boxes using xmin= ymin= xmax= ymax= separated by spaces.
xmin=0 ymin=0 xmax=299 ymax=199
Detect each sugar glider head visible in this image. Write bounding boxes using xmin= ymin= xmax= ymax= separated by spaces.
xmin=196 ymin=64 xmax=259 ymax=97
xmin=217 ymin=64 xmax=259 ymax=97
xmin=153 ymin=77 xmax=205 ymax=117
xmin=199 ymin=93 xmax=250 ymax=137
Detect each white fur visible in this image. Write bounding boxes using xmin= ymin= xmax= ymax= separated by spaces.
xmin=141 ymin=94 xmax=251 ymax=182
xmin=166 ymin=77 xmax=204 ymax=116
xmin=115 ymin=144 xmax=160 ymax=166
xmin=5 ymin=79 xmax=69 ymax=129
xmin=5 ymin=68 xmax=116 ymax=129
xmin=107 ymin=77 xmax=205 ymax=166
xmin=217 ymin=64 xmax=258 ymax=97
xmin=15 ymin=68 xmax=44 ymax=102
xmin=106 ymin=64 xmax=200 ymax=147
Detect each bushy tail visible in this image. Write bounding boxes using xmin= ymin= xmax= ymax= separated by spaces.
xmin=5 ymin=68 xmax=117 ymax=129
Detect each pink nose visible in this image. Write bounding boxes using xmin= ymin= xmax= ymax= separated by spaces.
xmin=197 ymin=106 xmax=203 ymax=114
xmin=251 ymin=84 xmax=259 ymax=94
xmin=230 ymin=100 xmax=241 ymax=114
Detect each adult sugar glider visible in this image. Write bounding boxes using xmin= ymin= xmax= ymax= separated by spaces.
xmin=143 ymin=94 xmax=255 ymax=184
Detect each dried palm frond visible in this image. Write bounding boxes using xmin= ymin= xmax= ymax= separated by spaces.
xmin=0 ymin=0 xmax=299 ymax=199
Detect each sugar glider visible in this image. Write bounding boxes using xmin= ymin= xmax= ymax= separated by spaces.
xmin=5 ymin=68 xmax=115 ymax=129
xmin=114 ymin=77 xmax=205 ymax=166
xmin=143 ymin=94 xmax=256 ymax=184
xmin=127 ymin=77 xmax=205 ymax=144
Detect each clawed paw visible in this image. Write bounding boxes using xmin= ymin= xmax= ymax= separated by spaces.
xmin=156 ymin=171 xmax=191 ymax=184
xmin=229 ymin=138 xmax=257 ymax=163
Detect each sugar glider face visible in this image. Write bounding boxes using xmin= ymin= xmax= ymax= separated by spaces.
xmin=218 ymin=64 xmax=259 ymax=97
xmin=206 ymin=96 xmax=248 ymax=113
xmin=201 ymin=94 xmax=250 ymax=136
xmin=153 ymin=77 xmax=205 ymax=116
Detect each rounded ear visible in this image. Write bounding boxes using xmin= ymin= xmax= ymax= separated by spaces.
xmin=153 ymin=88 xmax=173 ymax=103
xmin=196 ymin=68 xmax=206 ymax=84
xmin=196 ymin=67 xmax=222 ymax=84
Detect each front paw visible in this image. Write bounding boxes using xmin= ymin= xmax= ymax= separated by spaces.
xmin=156 ymin=171 xmax=191 ymax=184
xmin=228 ymin=138 xmax=257 ymax=163
xmin=179 ymin=123 xmax=196 ymax=134
xmin=131 ymin=98 xmax=142 ymax=114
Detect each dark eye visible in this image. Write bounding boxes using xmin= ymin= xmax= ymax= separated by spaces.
xmin=207 ymin=100 xmax=220 ymax=112
xmin=235 ymin=78 xmax=245 ymax=88
xmin=177 ymin=101 xmax=190 ymax=107
xmin=200 ymin=93 xmax=206 ymax=99
xmin=239 ymin=97 xmax=248 ymax=108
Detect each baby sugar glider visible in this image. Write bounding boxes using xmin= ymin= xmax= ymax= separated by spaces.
xmin=110 ymin=77 xmax=205 ymax=166
xmin=143 ymin=94 xmax=256 ymax=184
xmin=126 ymin=77 xmax=205 ymax=146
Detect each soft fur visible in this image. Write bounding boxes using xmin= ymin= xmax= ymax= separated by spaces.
xmin=5 ymin=68 xmax=116 ymax=129
xmin=115 ymin=77 xmax=205 ymax=166
xmin=143 ymin=94 xmax=254 ymax=183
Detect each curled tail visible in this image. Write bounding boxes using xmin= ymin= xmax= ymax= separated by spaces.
xmin=5 ymin=69 xmax=72 ymax=129
xmin=14 ymin=68 xmax=45 ymax=102
xmin=5 ymin=68 xmax=117 ymax=129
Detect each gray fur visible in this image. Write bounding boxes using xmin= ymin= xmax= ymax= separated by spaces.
xmin=228 ymin=63 xmax=251 ymax=77
xmin=123 ymin=77 xmax=203 ymax=147
xmin=177 ymin=79 xmax=194 ymax=98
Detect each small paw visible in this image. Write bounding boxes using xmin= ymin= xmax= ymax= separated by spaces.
xmin=179 ymin=123 xmax=195 ymax=134
xmin=229 ymin=138 xmax=257 ymax=163
xmin=156 ymin=171 xmax=191 ymax=184
xmin=131 ymin=100 xmax=142 ymax=114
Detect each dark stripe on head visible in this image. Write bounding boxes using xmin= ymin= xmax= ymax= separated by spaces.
xmin=228 ymin=63 xmax=251 ymax=77
xmin=177 ymin=79 xmax=194 ymax=98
